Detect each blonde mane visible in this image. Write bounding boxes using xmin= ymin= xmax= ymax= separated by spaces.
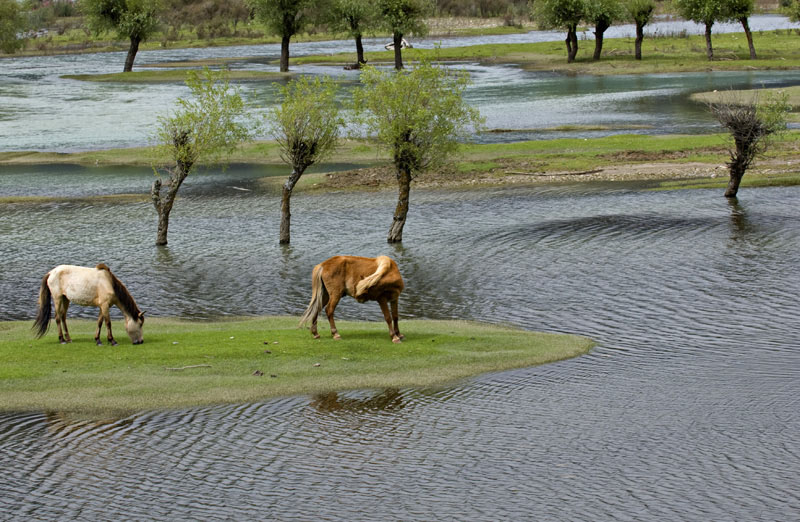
xmin=355 ymin=256 xmax=392 ymax=298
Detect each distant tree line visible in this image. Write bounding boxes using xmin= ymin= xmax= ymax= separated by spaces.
xmin=530 ymin=0 xmax=762 ymax=62
xmin=4 ymin=0 xmax=786 ymax=66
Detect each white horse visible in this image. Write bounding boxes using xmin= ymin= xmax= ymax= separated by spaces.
xmin=34 ymin=264 xmax=145 ymax=345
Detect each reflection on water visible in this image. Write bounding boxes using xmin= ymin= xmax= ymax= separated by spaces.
xmin=1 ymin=166 xmax=799 ymax=519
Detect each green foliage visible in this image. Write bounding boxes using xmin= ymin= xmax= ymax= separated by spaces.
xmin=756 ymin=91 xmax=790 ymax=135
xmin=353 ymin=58 xmax=484 ymax=175
xmin=721 ymin=0 xmax=753 ymax=20
xmin=0 ymin=0 xmax=27 ymax=54
xmin=81 ymin=0 xmax=162 ymax=41
xmin=529 ymin=0 xmax=584 ymax=30
xmin=247 ymin=0 xmax=314 ymax=37
xmin=154 ymin=68 xmax=251 ymax=172
xmin=267 ymin=75 xmax=343 ymax=171
xmin=327 ymin=0 xmax=377 ymax=38
xmin=673 ymin=0 xmax=724 ymax=26
xmin=626 ymin=0 xmax=655 ymax=25
xmin=584 ymin=0 xmax=624 ymax=28
xmin=785 ymin=0 xmax=800 ymax=22
xmin=378 ymin=0 xmax=433 ymax=36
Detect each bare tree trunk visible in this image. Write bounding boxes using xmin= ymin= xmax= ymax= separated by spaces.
xmin=704 ymin=22 xmax=714 ymax=61
xmin=740 ymin=17 xmax=756 ymax=59
xmin=566 ymin=26 xmax=578 ymax=63
xmin=393 ymin=32 xmax=403 ymax=70
xmin=151 ymin=171 xmax=188 ymax=246
xmin=593 ymin=21 xmax=610 ymax=61
xmin=725 ymin=165 xmax=744 ymax=198
xmin=355 ymin=34 xmax=365 ymax=64
xmin=635 ymin=23 xmax=644 ymax=60
xmin=388 ymin=167 xmax=411 ymax=243
xmin=280 ymin=167 xmax=304 ymax=244
xmin=124 ymin=35 xmax=141 ymax=72
xmin=280 ymin=34 xmax=291 ymax=72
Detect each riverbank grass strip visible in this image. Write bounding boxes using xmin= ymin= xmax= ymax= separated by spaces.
xmin=0 ymin=317 xmax=592 ymax=415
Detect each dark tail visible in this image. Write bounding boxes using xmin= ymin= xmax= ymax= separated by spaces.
xmin=33 ymin=273 xmax=52 ymax=338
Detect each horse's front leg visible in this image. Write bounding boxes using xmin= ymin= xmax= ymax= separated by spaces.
xmin=378 ymin=297 xmax=402 ymax=343
xmin=390 ymin=297 xmax=404 ymax=341
xmin=104 ymin=308 xmax=117 ymax=346
xmin=95 ymin=305 xmax=116 ymax=346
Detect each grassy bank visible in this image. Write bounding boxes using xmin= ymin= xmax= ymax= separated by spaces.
xmin=295 ymin=30 xmax=800 ymax=75
xmin=0 ymin=317 xmax=592 ymax=416
xmin=2 ymin=131 xmax=799 ymax=196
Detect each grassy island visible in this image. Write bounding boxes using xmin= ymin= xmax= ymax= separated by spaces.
xmin=0 ymin=317 xmax=592 ymax=416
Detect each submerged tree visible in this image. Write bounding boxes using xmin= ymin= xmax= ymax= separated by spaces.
xmin=531 ymin=0 xmax=585 ymax=63
xmin=708 ymin=92 xmax=788 ymax=198
xmin=354 ymin=60 xmax=483 ymax=243
xmin=267 ymin=76 xmax=342 ymax=244
xmin=151 ymin=69 xmax=250 ymax=246
xmin=584 ymin=0 xmax=623 ymax=60
xmin=328 ymin=0 xmax=376 ymax=68
xmin=248 ymin=0 xmax=313 ymax=73
xmin=378 ymin=0 xmax=432 ymax=70
xmin=82 ymin=0 xmax=162 ymax=72
xmin=626 ymin=0 xmax=655 ymax=60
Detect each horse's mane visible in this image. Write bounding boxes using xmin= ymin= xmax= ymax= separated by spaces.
xmin=96 ymin=264 xmax=141 ymax=318
xmin=355 ymin=256 xmax=392 ymax=297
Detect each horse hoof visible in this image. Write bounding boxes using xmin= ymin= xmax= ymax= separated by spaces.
xmin=392 ymin=337 xmax=402 ymax=344
xmin=60 ymin=340 xmax=67 ymax=345
xmin=313 ymin=333 xmax=320 ymax=339
xmin=111 ymin=341 xmax=118 ymax=346
xmin=96 ymin=341 xmax=103 ymax=346
xmin=333 ymin=334 xmax=342 ymax=340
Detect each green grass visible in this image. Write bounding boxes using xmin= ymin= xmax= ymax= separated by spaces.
xmin=0 ymin=316 xmax=592 ymax=416
xmin=295 ymin=30 xmax=800 ymax=75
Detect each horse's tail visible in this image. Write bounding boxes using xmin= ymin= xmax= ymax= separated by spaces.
xmin=33 ymin=273 xmax=52 ymax=338
xmin=355 ymin=256 xmax=392 ymax=298
xmin=299 ymin=264 xmax=325 ymax=327
xmin=97 ymin=263 xmax=141 ymax=319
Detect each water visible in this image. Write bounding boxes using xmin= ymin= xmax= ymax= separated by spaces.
xmin=1 ymin=15 xmax=799 ymax=151
xmin=1 ymin=166 xmax=799 ymax=520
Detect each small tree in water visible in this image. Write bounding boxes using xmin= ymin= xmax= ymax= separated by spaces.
xmin=268 ymin=76 xmax=342 ymax=244
xmin=354 ymin=59 xmax=483 ymax=243
xmin=708 ymin=92 xmax=788 ymax=198
xmin=151 ymin=68 xmax=250 ymax=246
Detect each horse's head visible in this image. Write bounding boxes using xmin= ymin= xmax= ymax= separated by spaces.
xmin=125 ymin=311 xmax=145 ymax=344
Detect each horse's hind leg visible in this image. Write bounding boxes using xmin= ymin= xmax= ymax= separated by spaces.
xmin=378 ymin=297 xmax=402 ymax=343
xmin=55 ymin=297 xmax=71 ymax=344
xmin=391 ymin=297 xmax=404 ymax=341
xmin=325 ymin=291 xmax=342 ymax=340
xmin=311 ymin=287 xmax=330 ymax=339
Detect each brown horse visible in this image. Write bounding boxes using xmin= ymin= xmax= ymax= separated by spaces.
xmin=33 ymin=264 xmax=145 ymax=345
xmin=299 ymin=255 xmax=405 ymax=343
